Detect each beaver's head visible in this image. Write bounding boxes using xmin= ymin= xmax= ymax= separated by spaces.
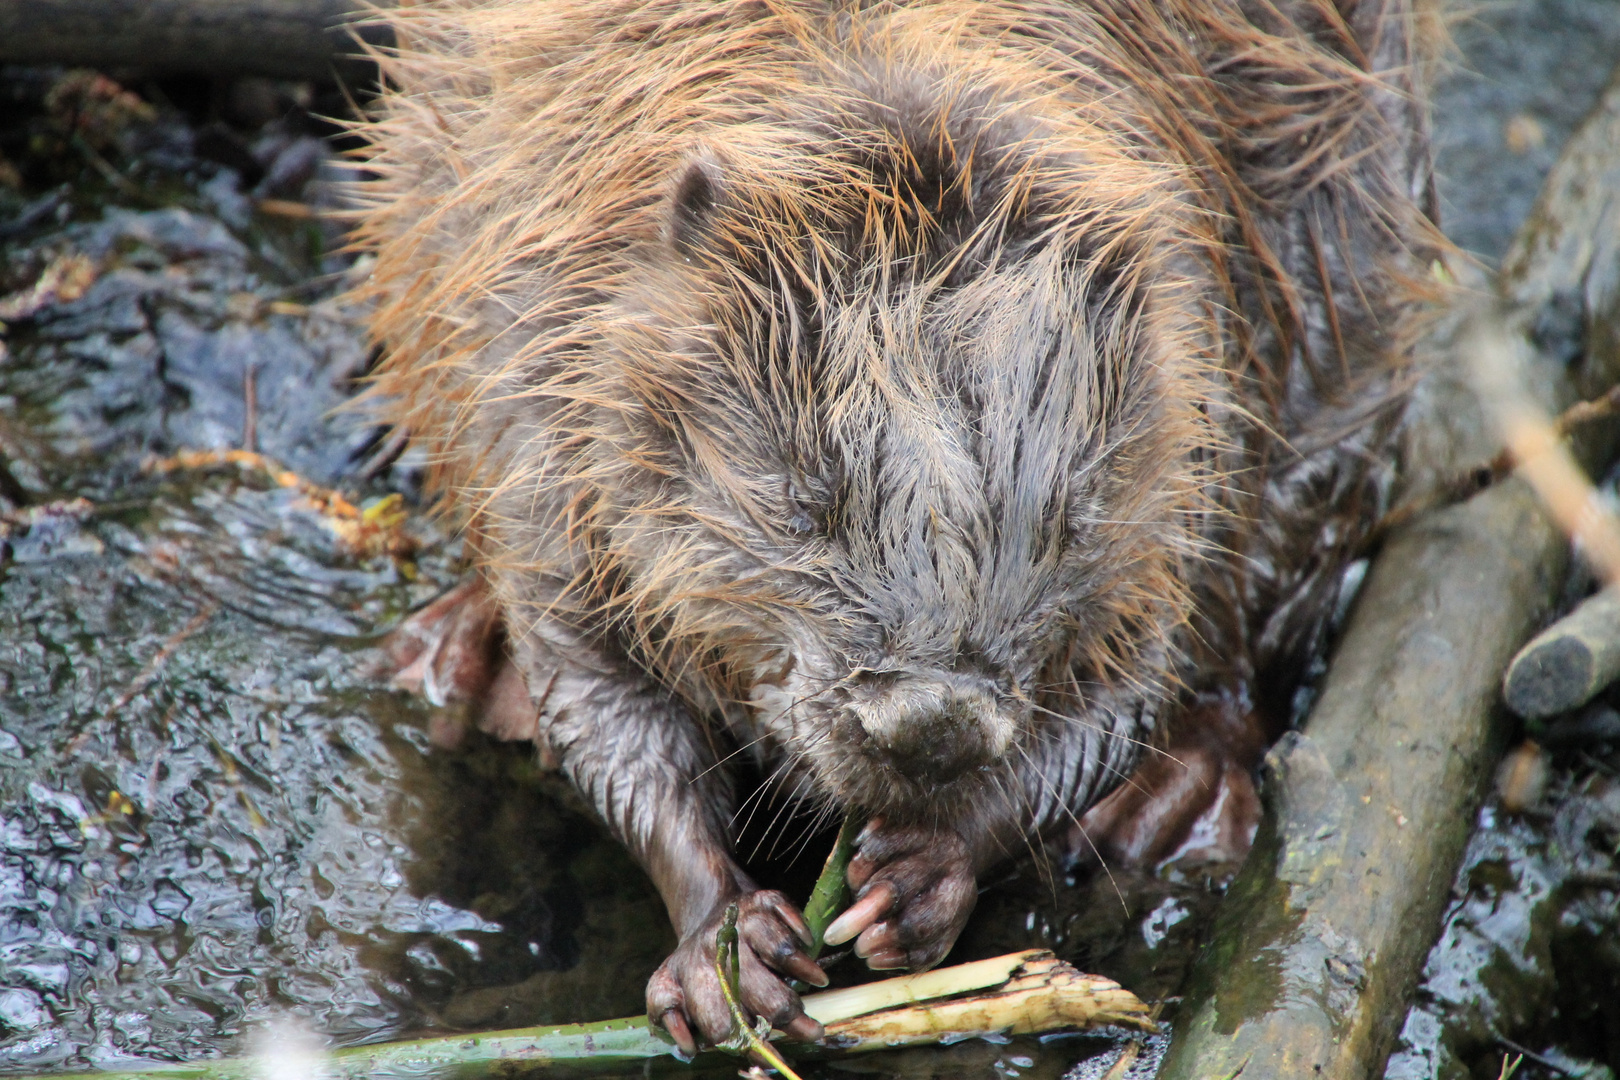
xmin=536 ymin=66 xmax=1219 ymax=826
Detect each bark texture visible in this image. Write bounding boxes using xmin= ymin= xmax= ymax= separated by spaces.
xmin=0 ymin=1 xmax=388 ymax=80
xmin=1159 ymin=62 xmax=1620 ymax=1080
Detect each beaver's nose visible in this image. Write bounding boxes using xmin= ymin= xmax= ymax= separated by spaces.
xmin=851 ymin=672 xmax=1014 ymax=782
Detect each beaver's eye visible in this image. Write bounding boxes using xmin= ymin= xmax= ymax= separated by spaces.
xmin=783 ymin=478 xmax=820 ymax=537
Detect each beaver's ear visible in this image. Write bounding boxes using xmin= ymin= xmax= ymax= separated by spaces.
xmin=668 ymin=154 xmax=725 ymax=260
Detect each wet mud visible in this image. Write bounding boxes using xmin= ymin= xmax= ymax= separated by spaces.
xmin=0 ymin=70 xmax=670 ymax=1074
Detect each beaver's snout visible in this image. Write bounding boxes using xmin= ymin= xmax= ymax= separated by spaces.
xmin=849 ymin=671 xmax=1017 ymax=783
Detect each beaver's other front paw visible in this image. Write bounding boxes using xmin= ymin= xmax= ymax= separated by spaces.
xmin=821 ymin=819 xmax=976 ymax=971
xmin=1067 ymin=696 xmax=1264 ymax=871
xmin=646 ymin=890 xmax=827 ymax=1056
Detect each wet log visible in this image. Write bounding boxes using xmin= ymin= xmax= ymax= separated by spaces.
xmin=0 ymin=1 xmax=390 ymax=82
xmin=1159 ymin=63 xmax=1620 ymax=1080
xmin=1158 ymin=486 xmax=1565 ymax=1078
xmin=1504 ymin=587 xmax=1620 ymax=718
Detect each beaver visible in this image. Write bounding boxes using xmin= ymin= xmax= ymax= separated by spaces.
xmin=354 ymin=0 xmax=1445 ymax=1053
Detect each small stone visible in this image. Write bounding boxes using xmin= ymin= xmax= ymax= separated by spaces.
xmin=1495 ymin=740 xmax=1550 ymax=814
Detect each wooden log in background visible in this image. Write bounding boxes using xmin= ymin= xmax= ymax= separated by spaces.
xmin=1504 ymin=586 xmax=1620 ymax=718
xmin=1160 ymin=477 xmax=1566 ymax=1079
xmin=0 ymin=1 xmax=391 ymax=81
xmin=1159 ymin=62 xmax=1620 ymax=1080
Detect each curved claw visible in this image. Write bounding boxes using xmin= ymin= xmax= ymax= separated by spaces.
xmin=824 ymin=881 xmax=895 ymax=946
xmin=834 ymin=822 xmax=978 ymax=972
xmin=658 ymin=1008 xmax=698 ymax=1058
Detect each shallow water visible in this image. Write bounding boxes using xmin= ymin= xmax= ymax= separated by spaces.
xmin=1 ymin=4 xmax=1619 ymax=1078
xmin=1382 ymin=739 xmax=1620 ymax=1080
xmin=0 ymin=85 xmax=677 ymax=1073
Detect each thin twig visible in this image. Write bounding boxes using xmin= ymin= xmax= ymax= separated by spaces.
xmin=242 ymin=363 xmax=257 ymax=453
xmin=1496 ymin=1036 xmax=1565 ymax=1077
xmin=1370 ymin=380 xmax=1620 ymax=551
xmin=714 ymin=904 xmax=807 ymax=1080
xmin=1101 ymin=998 xmax=1164 ymax=1079
xmin=109 ymin=603 xmax=218 ymax=714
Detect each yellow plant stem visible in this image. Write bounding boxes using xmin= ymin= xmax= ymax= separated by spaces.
xmin=713 ymin=903 xmax=808 ymax=1080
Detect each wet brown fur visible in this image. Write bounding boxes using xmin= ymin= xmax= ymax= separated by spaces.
xmin=351 ymin=0 xmax=1445 ymax=1023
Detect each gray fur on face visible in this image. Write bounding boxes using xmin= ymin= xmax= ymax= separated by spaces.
xmin=560 ymin=94 xmax=1210 ymax=834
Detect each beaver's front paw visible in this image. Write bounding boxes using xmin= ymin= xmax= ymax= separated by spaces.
xmin=822 ymin=819 xmax=976 ymax=971
xmin=646 ymin=890 xmax=827 ymax=1056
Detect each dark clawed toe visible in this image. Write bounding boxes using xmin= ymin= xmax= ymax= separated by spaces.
xmin=823 ymin=881 xmax=895 ymax=945
xmin=834 ymin=821 xmax=977 ymax=973
xmin=687 ymin=980 xmax=737 ymax=1048
xmin=647 ymin=890 xmax=821 ymax=1053
xmin=866 ymin=949 xmax=907 ymax=970
xmin=741 ymin=892 xmax=825 ymax=986
xmin=783 ymin=1015 xmax=825 ymax=1043
xmin=739 ymin=951 xmax=798 ymax=1020
xmin=855 ymin=816 xmax=886 ymax=847
xmin=852 ymin=920 xmax=898 ymax=959
xmin=759 ymin=892 xmax=814 ymax=947
xmin=661 ymin=1010 xmax=697 ymax=1058
xmin=774 ymin=944 xmax=831 ymax=987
